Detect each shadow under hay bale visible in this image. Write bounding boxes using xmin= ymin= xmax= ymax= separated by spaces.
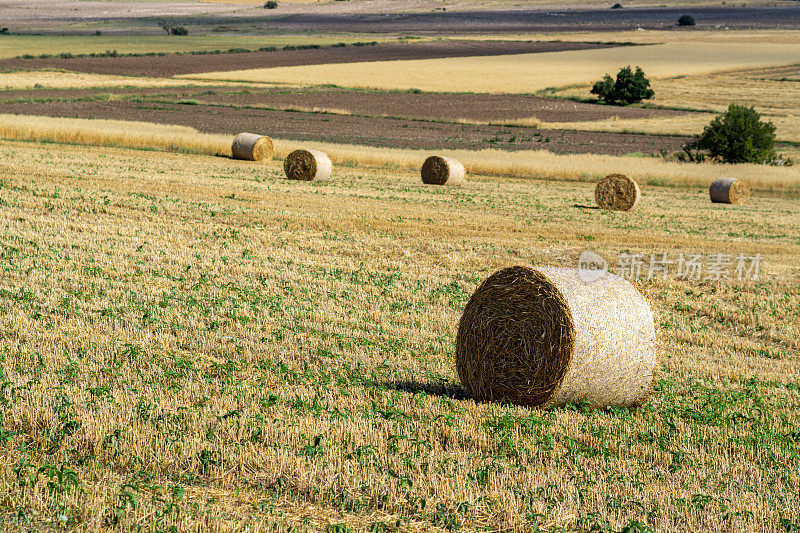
xmin=283 ymin=149 xmax=332 ymax=181
xmin=421 ymin=155 xmax=465 ymax=185
xmin=455 ymin=266 xmax=656 ymax=409
xmin=595 ymin=173 xmax=641 ymax=211
xmin=231 ymin=133 xmax=274 ymax=161
xmin=710 ymin=177 xmax=750 ymax=204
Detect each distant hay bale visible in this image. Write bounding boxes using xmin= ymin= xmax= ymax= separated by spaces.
xmin=456 ymin=266 xmax=657 ymax=409
xmin=231 ymin=133 xmax=274 ymax=161
xmin=421 ymin=155 xmax=465 ymax=185
xmin=710 ymin=177 xmax=750 ymax=205
xmin=595 ymin=173 xmax=641 ymax=211
xmin=283 ymin=149 xmax=332 ymax=182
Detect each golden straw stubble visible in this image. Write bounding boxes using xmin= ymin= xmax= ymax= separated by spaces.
xmin=595 ymin=173 xmax=641 ymax=211
xmin=456 ymin=266 xmax=657 ymax=409
xmin=283 ymin=149 xmax=332 ymax=182
xmin=710 ymin=177 xmax=750 ymax=204
xmin=231 ymin=133 xmax=274 ymax=161
xmin=421 ymin=155 xmax=465 ymax=185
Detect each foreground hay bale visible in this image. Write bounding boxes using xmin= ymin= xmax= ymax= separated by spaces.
xmin=283 ymin=149 xmax=332 ymax=182
xmin=710 ymin=177 xmax=750 ymax=204
xmin=595 ymin=173 xmax=641 ymax=211
xmin=231 ymin=133 xmax=274 ymax=161
xmin=421 ymin=155 xmax=465 ymax=185
xmin=456 ymin=266 xmax=656 ymax=409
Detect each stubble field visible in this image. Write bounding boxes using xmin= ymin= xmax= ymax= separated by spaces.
xmin=2 ymin=3 xmax=800 ymax=531
xmin=0 ymin=140 xmax=798 ymax=531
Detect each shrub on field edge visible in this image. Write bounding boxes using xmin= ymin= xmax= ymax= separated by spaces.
xmin=590 ymin=65 xmax=654 ymax=105
xmin=683 ymin=104 xmax=777 ymax=164
xmin=170 ymin=26 xmax=189 ymax=36
xmin=264 ymin=1 xmax=278 ymax=8
xmin=678 ymin=15 xmax=696 ymax=26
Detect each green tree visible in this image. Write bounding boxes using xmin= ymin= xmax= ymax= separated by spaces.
xmin=687 ymin=104 xmax=776 ymax=164
xmin=591 ymin=66 xmax=654 ymax=105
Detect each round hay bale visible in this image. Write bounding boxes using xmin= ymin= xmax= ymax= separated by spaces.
xmin=283 ymin=149 xmax=332 ymax=182
xmin=421 ymin=155 xmax=465 ymax=186
xmin=455 ymin=266 xmax=656 ymax=409
xmin=231 ymin=133 xmax=274 ymax=161
xmin=595 ymin=173 xmax=641 ymax=211
xmin=710 ymin=177 xmax=750 ymax=205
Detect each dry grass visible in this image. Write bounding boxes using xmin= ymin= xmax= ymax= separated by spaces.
xmin=183 ymin=42 xmax=800 ymax=93
xmin=0 ymin=139 xmax=797 ymax=531
xmin=651 ymin=65 xmax=800 ymax=116
xmin=525 ymin=114 xmax=800 ymax=145
xmin=2 ymin=114 xmax=798 ymax=195
xmin=0 ymin=114 xmax=232 ymax=156
xmin=0 ymin=70 xmax=229 ymax=90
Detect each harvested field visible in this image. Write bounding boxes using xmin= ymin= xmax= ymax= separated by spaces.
xmin=4 ymin=3 xmax=800 ymax=532
xmin=0 ymin=41 xmax=621 ymax=78
xmin=0 ymin=100 xmax=688 ymax=156
xmin=0 ymin=139 xmax=798 ymax=531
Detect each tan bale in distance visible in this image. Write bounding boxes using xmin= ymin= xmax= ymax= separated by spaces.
xmin=595 ymin=173 xmax=641 ymax=211
xmin=231 ymin=133 xmax=274 ymax=161
xmin=456 ymin=266 xmax=657 ymax=409
xmin=710 ymin=177 xmax=750 ymax=204
xmin=421 ymin=155 xmax=466 ymax=185
xmin=283 ymin=149 xmax=332 ymax=182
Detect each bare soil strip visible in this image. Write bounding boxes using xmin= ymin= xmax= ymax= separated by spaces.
xmin=0 ymin=99 xmax=687 ymax=156
xmin=0 ymin=41 xmax=619 ymax=78
xmin=0 ymin=87 xmax=685 ymax=123
xmin=183 ymin=87 xmax=687 ymax=123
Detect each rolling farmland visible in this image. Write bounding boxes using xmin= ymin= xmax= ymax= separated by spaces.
xmin=1 ymin=1 xmax=799 ymax=531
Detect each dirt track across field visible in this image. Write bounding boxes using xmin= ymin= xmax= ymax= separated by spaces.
xmin=0 ymin=40 xmax=622 ymax=77
xmin=0 ymin=99 xmax=688 ymax=156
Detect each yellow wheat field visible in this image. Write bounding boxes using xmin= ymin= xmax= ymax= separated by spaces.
xmin=1 ymin=114 xmax=798 ymax=194
xmin=183 ymin=42 xmax=800 ymax=93
xmin=0 ymin=114 xmax=233 ymax=156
